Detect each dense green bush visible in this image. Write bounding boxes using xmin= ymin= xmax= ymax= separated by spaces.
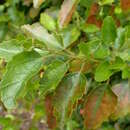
xmin=0 ymin=0 xmax=130 ymax=130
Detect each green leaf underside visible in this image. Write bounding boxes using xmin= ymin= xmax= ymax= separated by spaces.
xmin=0 ymin=39 xmax=24 ymax=61
xmin=40 ymin=60 xmax=69 ymax=95
xmin=0 ymin=51 xmax=43 ymax=109
xmin=22 ymin=23 xmax=62 ymax=50
xmin=52 ymin=73 xmax=86 ymax=129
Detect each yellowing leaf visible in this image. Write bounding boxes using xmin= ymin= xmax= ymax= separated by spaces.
xmin=59 ymin=0 xmax=79 ymax=27
xmin=111 ymin=81 xmax=130 ymax=119
xmin=82 ymin=86 xmax=117 ymax=130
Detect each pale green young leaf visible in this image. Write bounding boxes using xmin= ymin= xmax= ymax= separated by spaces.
xmin=0 ymin=51 xmax=43 ymax=109
xmin=40 ymin=13 xmax=56 ymax=31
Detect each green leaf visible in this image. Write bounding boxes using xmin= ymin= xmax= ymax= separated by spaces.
xmin=62 ymin=26 xmax=80 ymax=48
xmin=49 ymin=73 xmax=86 ymax=129
xmin=126 ymin=25 xmax=130 ymax=38
xmin=0 ymin=51 xmax=43 ymax=109
xmin=0 ymin=39 xmax=24 ymax=61
xmin=95 ymin=61 xmax=113 ymax=82
xmin=40 ymin=60 xmax=69 ymax=95
xmin=22 ymin=23 xmax=62 ymax=50
xmin=81 ymin=24 xmax=100 ymax=33
xmin=114 ymin=28 xmax=126 ymax=49
xmin=83 ymin=86 xmax=117 ymax=130
xmin=122 ymin=66 xmax=130 ymax=79
xmin=109 ymin=57 xmax=126 ymax=70
xmin=99 ymin=0 xmax=114 ymax=5
xmin=40 ymin=13 xmax=56 ymax=31
xmin=0 ymin=22 xmax=8 ymax=41
xmin=101 ymin=16 xmax=117 ymax=44
xmin=79 ymin=39 xmax=100 ymax=59
xmin=94 ymin=44 xmax=110 ymax=59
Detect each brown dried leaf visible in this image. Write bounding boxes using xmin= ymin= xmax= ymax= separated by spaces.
xmin=87 ymin=15 xmax=102 ymax=28
xmin=111 ymin=81 xmax=130 ymax=119
xmin=45 ymin=95 xmax=56 ymax=129
xmin=59 ymin=0 xmax=79 ymax=27
xmin=89 ymin=3 xmax=99 ymax=16
xmin=82 ymin=86 xmax=117 ymax=130
xmin=121 ymin=0 xmax=130 ymax=11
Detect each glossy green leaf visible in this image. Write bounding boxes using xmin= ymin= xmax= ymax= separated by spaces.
xmin=22 ymin=23 xmax=62 ymax=50
xmin=40 ymin=13 xmax=56 ymax=31
xmin=95 ymin=61 xmax=113 ymax=82
xmin=101 ymin=16 xmax=117 ymax=44
xmin=0 ymin=51 xmax=43 ymax=109
xmin=51 ymin=73 xmax=86 ymax=129
xmin=40 ymin=60 xmax=69 ymax=95
xmin=0 ymin=39 xmax=24 ymax=61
